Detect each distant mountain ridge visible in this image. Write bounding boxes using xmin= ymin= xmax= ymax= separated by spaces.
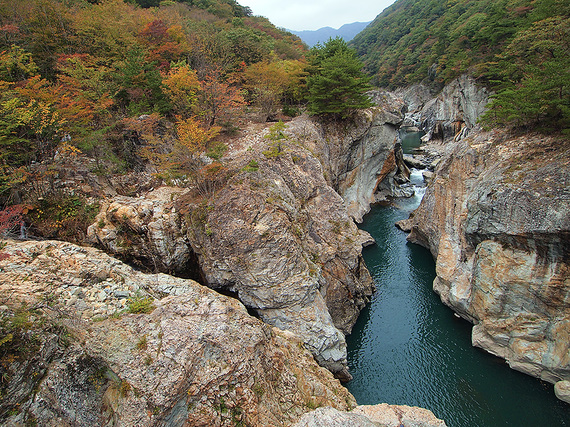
xmin=289 ymin=21 xmax=371 ymax=47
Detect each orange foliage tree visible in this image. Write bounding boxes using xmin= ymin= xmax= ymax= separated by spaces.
xmin=174 ymin=116 xmax=221 ymax=167
xmin=55 ymin=54 xmax=114 ymax=138
xmin=139 ymin=19 xmax=183 ymax=70
xmin=197 ymin=69 xmax=245 ymax=127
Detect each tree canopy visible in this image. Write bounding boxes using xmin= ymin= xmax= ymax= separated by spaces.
xmin=351 ymin=0 xmax=569 ymax=89
xmin=350 ymin=0 xmax=570 ymax=132
xmin=0 ymin=0 xmax=309 ymax=204
xmin=479 ymin=16 xmax=570 ymax=132
xmin=306 ymin=37 xmax=373 ymax=117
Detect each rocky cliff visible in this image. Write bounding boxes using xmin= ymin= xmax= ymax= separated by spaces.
xmin=396 ymin=75 xmax=489 ymax=144
xmin=0 ymin=239 xmax=356 ymax=426
xmin=287 ymin=94 xmax=409 ymax=222
xmin=88 ymin=119 xmax=384 ymax=380
xmin=400 ymin=130 xmax=570 ymax=398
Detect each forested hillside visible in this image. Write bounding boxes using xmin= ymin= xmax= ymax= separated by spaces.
xmin=0 ymin=0 xmax=377 ymax=241
xmin=351 ymin=0 xmax=569 ymax=132
xmin=351 ymin=0 xmax=567 ymax=87
xmin=0 ymin=0 xmax=306 ymax=197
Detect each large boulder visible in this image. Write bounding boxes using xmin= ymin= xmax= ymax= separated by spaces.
xmin=0 ymin=239 xmax=356 ymax=426
xmin=554 ymin=381 xmax=570 ymax=404
xmin=293 ymin=404 xmax=447 ymax=427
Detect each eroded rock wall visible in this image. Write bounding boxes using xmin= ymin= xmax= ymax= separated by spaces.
xmin=403 ymin=131 xmax=570 ymax=389
xmin=88 ymin=128 xmax=376 ymax=380
xmin=286 ymin=97 xmax=407 ymax=222
xmin=0 ymin=239 xmax=356 ymax=426
xmin=397 ymin=75 xmax=489 ymax=143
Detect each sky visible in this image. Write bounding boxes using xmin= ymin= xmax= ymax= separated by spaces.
xmin=238 ymin=0 xmax=396 ymax=31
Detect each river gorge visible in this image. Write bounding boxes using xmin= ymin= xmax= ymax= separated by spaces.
xmin=1 ymin=77 xmax=568 ymax=426
xmin=347 ymin=167 xmax=569 ymax=426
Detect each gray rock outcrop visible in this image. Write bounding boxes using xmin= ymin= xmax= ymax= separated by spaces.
xmin=293 ymin=404 xmax=447 ymax=427
xmin=403 ymin=130 xmax=570 ymax=398
xmin=397 ymin=75 xmax=489 ymax=144
xmin=0 ymin=239 xmax=356 ymax=426
xmin=286 ymin=96 xmax=407 ymax=222
xmin=89 ymin=126 xmax=376 ymax=380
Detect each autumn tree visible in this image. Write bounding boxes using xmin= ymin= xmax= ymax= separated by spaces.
xmin=0 ymin=45 xmax=39 ymax=82
xmin=244 ymin=59 xmax=305 ymax=121
xmin=162 ymin=62 xmax=200 ymax=116
xmin=174 ymin=116 xmax=220 ymax=167
xmin=71 ymin=0 xmax=151 ymax=62
xmin=56 ymin=54 xmax=114 ymax=124
xmin=113 ymin=46 xmax=170 ymax=115
xmin=0 ymin=0 xmax=75 ymax=80
xmin=0 ymin=74 xmax=65 ymax=199
xmin=0 ymin=76 xmax=64 ymax=164
xmin=139 ymin=20 xmax=183 ymax=70
xmin=197 ymin=69 xmax=245 ymax=127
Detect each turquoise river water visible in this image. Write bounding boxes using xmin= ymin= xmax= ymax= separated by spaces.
xmin=346 ymin=137 xmax=569 ymax=426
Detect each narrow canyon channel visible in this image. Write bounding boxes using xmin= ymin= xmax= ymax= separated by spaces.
xmin=346 ymin=135 xmax=569 ymax=426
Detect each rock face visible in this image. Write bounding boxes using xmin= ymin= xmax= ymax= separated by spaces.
xmin=286 ymin=96 xmax=407 ymax=222
xmin=87 ymin=186 xmax=197 ymax=278
xmin=0 ymin=239 xmax=356 ymax=426
xmin=403 ymin=131 xmax=570 ymax=391
xmin=89 ymin=127 xmax=376 ymax=380
xmin=183 ymin=141 xmax=374 ymax=379
xmin=293 ymin=404 xmax=447 ymax=427
xmin=397 ymin=75 xmax=489 ymax=144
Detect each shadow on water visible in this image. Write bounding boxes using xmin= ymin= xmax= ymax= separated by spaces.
xmin=346 ymin=200 xmax=569 ymax=427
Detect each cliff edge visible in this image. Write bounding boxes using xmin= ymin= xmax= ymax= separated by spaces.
xmin=401 ymin=130 xmax=570 ymax=399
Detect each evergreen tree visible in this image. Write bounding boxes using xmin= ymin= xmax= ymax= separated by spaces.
xmin=306 ymin=37 xmax=373 ymax=117
xmin=480 ymin=15 xmax=570 ymax=132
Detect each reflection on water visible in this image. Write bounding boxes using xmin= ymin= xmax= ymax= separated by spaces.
xmin=400 ymin=130 xmax=424 ymax=154
xmin=347 ymin=175 xmax=569 ymax=426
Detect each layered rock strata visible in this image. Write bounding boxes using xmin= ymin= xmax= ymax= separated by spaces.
xmin=89 ymin=127 xmax=377 ymax=379
xmin=400 ymin=131 xmax=570 ymax=398
xmin=0 ymin=239 xmax=356 ymax=426
xmin=397 ymin=75 xmax=489 ymax=144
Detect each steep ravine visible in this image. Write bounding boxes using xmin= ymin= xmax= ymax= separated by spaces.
xmin=86 ymin=98 xmax=422 ymax=384
xmin=399 ymin=131 xmax=570 ymax=402
xmin=389 ymin=76 xmax=570 ymax=403
xmin=5 ymin=73 xmax=565 ymax=426
xmin=1 ymin=97 xmax=450 ymax=425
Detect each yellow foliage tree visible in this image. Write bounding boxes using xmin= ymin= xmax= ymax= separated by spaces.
xmin=162 ymin=63 xmax=200 ymax=116
xmin=243 ymin=59 xmax=305 ymax=120
xmin=176 ymin=116 xmax=220 ymax=156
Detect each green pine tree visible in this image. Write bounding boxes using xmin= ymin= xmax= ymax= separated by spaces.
xmin=306 ymin=37 xmax=374 ymax=117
